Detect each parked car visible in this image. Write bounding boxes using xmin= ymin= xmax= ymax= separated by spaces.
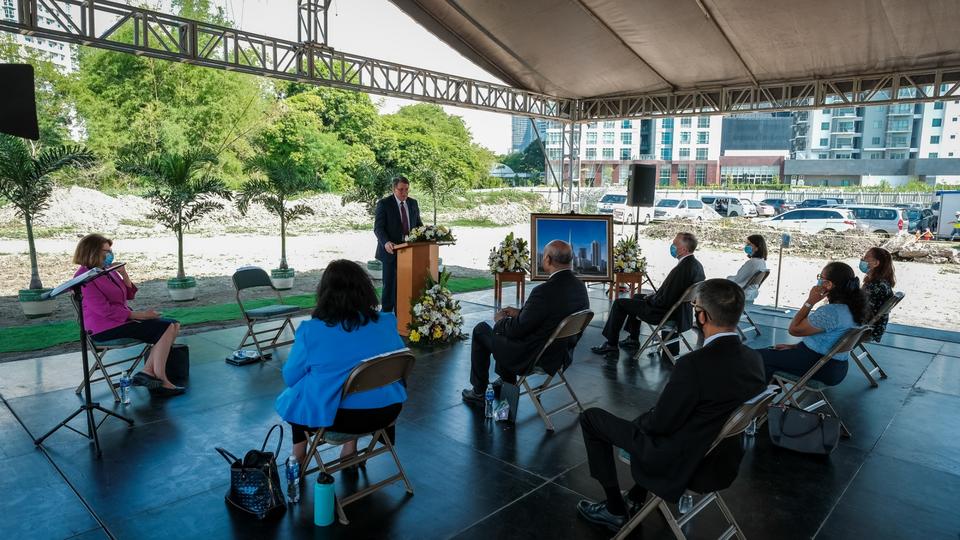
xmin=836 ymin=205 xmax=905 ymax=237
xmin=758 ymin=208 xmax=858 ymax=234
xmin=903 ymin=207 xmax=922 ymax=232
xmin=755 ymin=200 xmax=776 ymax=216
xmin=760 ymin=198 xmax=796 ymax=215
xmin=919 ymin=207 xmax=938 ymax=232
xmin=652 ymin=198 xmax=716 ymax=221
xmin=700 ymin=196 xmax=746 ymax=217
xmin=738 ymin=198 xmax=759 ymax=217
xmin=797 ymin=197 xmax=845 ymax=209
xmin=613 ymin=204 xmax=653 ymax=225
xmin=598 ymin=192 xmax=628 ymax=215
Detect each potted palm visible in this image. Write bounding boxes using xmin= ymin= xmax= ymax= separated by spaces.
xmin=0 ymin=134 xmax=95 ymax=317
xmin=238 ymin=155 xmax=321 ymax=289
xmin=118 ymin=150 xmax=230 ymax=301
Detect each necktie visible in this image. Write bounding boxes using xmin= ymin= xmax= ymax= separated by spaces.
xmin=400 ymin=201 xmax=410 ymax=235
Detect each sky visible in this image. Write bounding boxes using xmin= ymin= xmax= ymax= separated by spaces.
xmin=215 ymin=0 xmax=513 ymax=154
xmin=535 ymin=218 xmax=609 ymax=258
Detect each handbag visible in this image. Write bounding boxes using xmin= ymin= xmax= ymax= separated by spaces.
xmin=216 ymin=424 xmax=287 ymax=520
xmin=767 ymin=404 xmax=840 ymax=455
xmin=167 ymin=344 xmax=189 ymax=387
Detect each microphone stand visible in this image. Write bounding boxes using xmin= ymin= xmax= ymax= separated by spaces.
xmin=34 ymin=266 xmax=135 ymax=458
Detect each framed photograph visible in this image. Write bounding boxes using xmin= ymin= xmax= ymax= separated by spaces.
xmin=530 ymin=213 xmax=614 ymax=281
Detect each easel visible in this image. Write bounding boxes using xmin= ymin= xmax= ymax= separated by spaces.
xmin=34 ymin=264 xmax=134 ymax=458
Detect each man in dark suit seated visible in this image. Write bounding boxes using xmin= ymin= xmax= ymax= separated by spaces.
xmin=591 ymin=232 xmax=705 ymax=357
xmin=462 ymin=240 xmax=590 ymax=403
xmin=373 ymin=176 xmax=423 ymax=313
xmin=576 ymin=279 xmax=766 ymax=532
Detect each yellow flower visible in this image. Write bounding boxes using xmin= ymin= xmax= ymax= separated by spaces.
xmin=410 ymin=330 xmax=421 ymax=342
xmin=432 ymin=326 xmax=443 ymax=339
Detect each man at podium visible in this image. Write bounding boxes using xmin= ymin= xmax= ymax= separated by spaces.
xmin=374 ymin=176 xmax=423 ymax=312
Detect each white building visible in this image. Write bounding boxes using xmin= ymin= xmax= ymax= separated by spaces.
xmin=1 ymin=0 xmax=77 ymax=72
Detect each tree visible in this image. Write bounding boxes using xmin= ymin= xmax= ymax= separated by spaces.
xmin=238 ymin=156 xmax=320 ymax=270
xmin=341 ymin=160 xmax=396 ymax=216
xmin=118 ymin=151 xmax=230 ymax=279
xmin=501 ymin=141 xmax=545 ymax=176
xmin=0 ymin=36 xmax=76 ymax=147
xmin=413 ymin=152 xmax=464 ymax=226
xmin=0 ymin=135 xmax=95 ymax=290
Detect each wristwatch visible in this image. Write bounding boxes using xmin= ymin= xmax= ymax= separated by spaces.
xmin=803 ymin=302 xmax=813 ymax=309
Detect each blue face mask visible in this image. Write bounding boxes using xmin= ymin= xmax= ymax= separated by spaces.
xmin=103 ymin=251 xmax=114 ymax=268
xmin=744 ymin=245 xmax=753 ymax=256
xmin=858 ymin=260 xmax=870 ymax=273
xmin=669 ymin=244 xmax=678 ymax=258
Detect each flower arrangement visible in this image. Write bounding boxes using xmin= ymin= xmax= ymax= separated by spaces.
xmin=613 ymin=236 xmax=646 ymax=273
xmin=405 ymin=224 xmax=455 ymax=243
xmin=408 ymin=269 xmax=465 ymax=346
xmin=488 ymin=232 xmax=530 ymax=274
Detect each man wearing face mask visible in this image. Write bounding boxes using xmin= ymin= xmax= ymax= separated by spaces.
xmin=592 ymin=232 xmax=705 ymax=358
xmin=576 ymin=279 xmax=765 ymax=533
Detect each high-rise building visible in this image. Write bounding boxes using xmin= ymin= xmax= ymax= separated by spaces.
xmin=590 ymin=240 xmax=601 ymax=267
xmin=1 ymin=0 xmax=77 ymax=72
xmin=510 ymin=116 xmax=550 ymax=153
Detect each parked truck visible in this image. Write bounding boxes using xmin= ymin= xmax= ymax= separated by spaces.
xmin=933 ymin=191 xmax=960 ymax=240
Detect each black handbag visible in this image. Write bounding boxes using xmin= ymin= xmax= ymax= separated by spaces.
xmin=167 ymin=344 xmax=189 ymax=387
xmin=767 ymin=404 xmax=841 ymax=455
xmin=216 ymin=424 xmax=287 ymax=520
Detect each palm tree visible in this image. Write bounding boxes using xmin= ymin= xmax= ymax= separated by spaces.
xmin=0 ymin=134 xmax=95 ymax=290
xmin=118 ymin=150 xmax=231 ymax=280
xmin=238 ymin=155 xmax=321 ymax=270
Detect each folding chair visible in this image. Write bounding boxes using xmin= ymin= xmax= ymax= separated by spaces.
xmin=515 ymin=309 xmax=594 ymax=431
xmin=632 ymin=283 xmax=701 ymax=365
xmin=613 ymin=386 xmax=779 ymax=540
xmin=736 ymin=270 xmax=771 ymax=341
xmin=850 ymin=292 xmax=904 ymax=387
xmin=232 ymin=267 xmax=298 ymax=359
xmin=70 ymin=295 xmax=150 ymax=403
xmin=771 ymin=325 xmax=874 ymax=438
xmin=300 ymin=351 xmax=416 ymax=525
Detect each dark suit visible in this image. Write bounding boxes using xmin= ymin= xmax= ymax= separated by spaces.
xmin=470 ymin=269 xmax=590 ymax=392
xmin=580 ymin=335 xmax=765 ymax=503
xmin=601 ymin=254 xmax=705 ymax=349
xmin=373 ymin=195 xmax=423 ymax=312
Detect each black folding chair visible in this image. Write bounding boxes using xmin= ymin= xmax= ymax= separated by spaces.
xmin=736 ymin=270 xmax=771 ymax=341
xmin=515 ymin=309 xmax=593 ymax=431
xmin=232 ymin=267 xmax=298 ymax=359
xmin=850 ymin=291 xmax=904 ymax=387
xmin=631 ymin=283 xmax=701 ymax=364
xmin=613 ymin=386 xmax=779 ymax=540
xmin=300 ymin=351 xmax=416 ymax=525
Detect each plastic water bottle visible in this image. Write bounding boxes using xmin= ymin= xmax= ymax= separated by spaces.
xmin=285 ymin=455 xmax=301 ymax=504
xmin=314 ymin=473 xmax=335 ymax=526
xmin=745 ymin=418 xmax=758 ymax=436
xmin=484 ymin=385 xmax=495 ymax=418
xmin=678 ymin=493 xmax=694 ymax=514
xmin=119 ymin=370 xmax=132 ymax=404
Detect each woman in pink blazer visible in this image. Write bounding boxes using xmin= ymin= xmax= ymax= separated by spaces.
xmin=73 ymin=234 xmax=184 ymax=397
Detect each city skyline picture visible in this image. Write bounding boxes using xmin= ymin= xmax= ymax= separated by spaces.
xmin=530 ymin=213 xmax=613 ymax=281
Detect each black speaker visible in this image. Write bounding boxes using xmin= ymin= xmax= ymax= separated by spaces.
xmin=627 ymin=164 xmax=656 ymax=206
xmin=0 ymin=64 xmax=40 ymax=140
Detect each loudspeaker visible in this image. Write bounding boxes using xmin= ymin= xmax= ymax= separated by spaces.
xmin=627 ymin=164 xmax=656 ymax=206
xmin=0 ymin=64 xmax=40 ymax=140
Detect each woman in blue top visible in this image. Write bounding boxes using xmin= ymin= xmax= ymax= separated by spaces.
xmin=758 ymin=262 xmax=867 ymax=385
xmin=276 ymin=260 xmax=408 ymax=467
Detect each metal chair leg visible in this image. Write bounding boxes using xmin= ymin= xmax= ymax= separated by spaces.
xmin=613 ymin=496 xmax=662 ymax=540
xmin=559 ymin=371 xmax=584 ymax=413
xmin=658 ymin=500 xmax=687 ymax=540
xmin=850 ymin=349 xmax=879 ymax=388
xmin=522 ymin=378 xmax=555 ymax=431
xmin=381 ymin=429 xmax=414 ymax=494
xmin=714 ymin=493 xmax=747 ymax=540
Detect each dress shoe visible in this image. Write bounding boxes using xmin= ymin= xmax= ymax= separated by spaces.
xmin=149 ymin=385 xmax=186 ymax=397
xmin=131 ymin=371 xmax=161 ymax=389
xmin=577 ymin=500 xmax=627 ymax=532
xmin=590 ymin=343 xmax=618 ymax=355
xmin=622 ymin=489 xmax=648 ymax=515
xmin=461 ymin=388 xmax=485 ymax=404
xmin=618 ymin=337 xmax=641 ymax=349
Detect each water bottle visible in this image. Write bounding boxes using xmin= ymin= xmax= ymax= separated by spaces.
xmin=119 ymin=370 xmax=132 ymax=404
xmin=678 ymin=493 xmax=694 ymax=514
xmin=314 ymin=473 xmax=336 ymax=526
xmin=745 ymin=418 xmax=758 ymax=436
xmin=285 ymin=455 xmax=301 ymax=504
xmin=484 ymin=385 xmax=495 ymax=418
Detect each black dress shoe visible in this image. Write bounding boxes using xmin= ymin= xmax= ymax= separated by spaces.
xmin=150 ymin=385 xmax=186 ymax=397
xmin=577 ymin=500 xmax=626 ymax=532
xmin=618 ymin=337 xmax=641 ymax=349
xmin=131 ymin=371 xmax=161 ymax=389
xmin=461 ymin=388 xmax=485 ymax=404
xmin=590 ymin=343 xmax=618 ymax=355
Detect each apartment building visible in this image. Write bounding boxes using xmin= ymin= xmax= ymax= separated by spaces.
xmin=1 ymin=0 xmax=76 ymax=72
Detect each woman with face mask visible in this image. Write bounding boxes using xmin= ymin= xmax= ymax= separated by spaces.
xmin=72 ymin=233 xmax=184 ymax=396
xmin=726 ymin=234 xmax=768 ymax=302
xmin=860 ymin=247 xmax=896 ymax=342
xmin=756 ymin=262 xmax=867 ymax=386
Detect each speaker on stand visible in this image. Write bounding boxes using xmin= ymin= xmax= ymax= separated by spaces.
xmin=626 ymin=164 xmax=656 ymax=240
xmin=0 ymin=64 xmax=40 ymax=140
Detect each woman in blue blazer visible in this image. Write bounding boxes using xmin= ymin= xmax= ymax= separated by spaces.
xmin=276 ymin=259 xmax=408 ymax=466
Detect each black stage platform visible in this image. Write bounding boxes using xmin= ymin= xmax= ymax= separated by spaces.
xmin=2 ymin=284 xmax=959 ymax=539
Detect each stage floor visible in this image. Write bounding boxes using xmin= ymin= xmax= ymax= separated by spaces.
xmin=2 ymin=284 xmax=959 ymax=539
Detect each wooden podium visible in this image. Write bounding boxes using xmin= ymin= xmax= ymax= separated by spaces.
xmin=394 ymin=242 xmax=439 ymax=336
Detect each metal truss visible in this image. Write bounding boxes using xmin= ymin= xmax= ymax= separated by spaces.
xmin=578 ymin=68 xmax=960 ymax=120
xmin=3 ymin=0 xmax=573 ymax=120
